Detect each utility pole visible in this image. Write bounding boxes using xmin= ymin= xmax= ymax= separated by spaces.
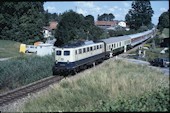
xmin=75 ymin=6 xmax=77 ymax=13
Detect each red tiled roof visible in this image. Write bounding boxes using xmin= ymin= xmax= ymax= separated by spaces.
xmin=95 ymin=21 xmax=118 ymax=26
xmin=49 ymin=21 xmax=58 ymax=30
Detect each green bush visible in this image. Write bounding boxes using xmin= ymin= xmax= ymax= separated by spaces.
xmin=93 ymin=87 xmax=169 ymax=112
xmin=0 ymin=55 xmax=54 ymax=91
xmin=137 ymin=26 xmax=148 ymax=32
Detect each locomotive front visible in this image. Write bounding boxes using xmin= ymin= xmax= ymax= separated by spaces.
xmin=53 ymin=47 xmax=75 ymax=75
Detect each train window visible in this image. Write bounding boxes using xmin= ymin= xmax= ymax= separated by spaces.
xmin=75 ymin=50 xmax=77 ymax=55
xmin=87 ymin=47 xmax=89 ymax=52
xmin=83 ymin=48 xmax=86 ymax=53
xmin=94 ymin=46 xmax=96 ymax=50
xmin=64 ymin=51 xmax=70 ymax=56
xmin=114 ymin=43 xmax=116 ymax=48
xmin=56 ymin=50 xmax=61 ymax=55
xmin=79 ymin=49 xmax=82 ymax=54
xmin=90 ymin=47 xmax=93 ymax=51
xmin=97 ymin=45 xmax=99 ymax=49
xmin=119 ymin=42 xmax=121 ymax=46
xmin=100 ymin=45 xmax=102 ymax=48
xmin=112 ymin=44 xmax=113 ymax=47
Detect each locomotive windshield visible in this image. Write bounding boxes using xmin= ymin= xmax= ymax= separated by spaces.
xmin=56 ymin=50 xmax=61 ymax=55
xmin=64 ymin=51 xmax=70 ymax=56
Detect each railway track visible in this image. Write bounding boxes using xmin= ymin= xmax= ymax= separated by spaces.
xmin=0 ymin=36 xmax=154 ymax=107
xmin=0 ymin=76 xmax=64 ymax=106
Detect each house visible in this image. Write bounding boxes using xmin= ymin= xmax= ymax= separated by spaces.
xmin=49 ymin=21 xmax=58 ymax=30
xmin=95 ymin=20 xmax=119 ymax=29
xmin=42 ymin=21 xmax=58 ymax=38
xmin=118 ymin=21 xmax=126 ymax=27
xmin=43 ymin=26 xmax=52 ymax=38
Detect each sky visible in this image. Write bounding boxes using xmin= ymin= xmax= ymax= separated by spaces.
xmin=43 ymin=1 xmax=169 ymax=25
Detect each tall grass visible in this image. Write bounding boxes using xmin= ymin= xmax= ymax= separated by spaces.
xmin=0 ymin=40 xmax=21 ymax=58
xmin=21 ymin=59 xmax=169 ymax=112
xmin=0 ymin=54 xmax=54 ymax=92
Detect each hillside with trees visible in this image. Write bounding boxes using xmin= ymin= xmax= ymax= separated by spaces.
xmin=0 ymin=2 xmax=46 ymax=44
xmin=0 ymin=1 xmax=156 ymax=46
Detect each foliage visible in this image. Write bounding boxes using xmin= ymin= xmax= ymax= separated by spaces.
xmin=54 ymin=10 xmax=104 ymax=46
xmin=21 ymin=60 xmax=169 ymax=112
xmin=157 ymin=10 xmax=169 ymax=32
xmin=107 ymin=29 xmax=137 ymax=37
xmin=0 ymin=55 xmax=54 ymax=92
xmin=125 ymin=0 xmax=154 ymax=30
xmin=44 ymin=10 xmax=62 ymax=26
xmin=94 ymin=87 xmax=169 ymax=112
xmin=0 ymin=2 xmax=46 ymax=44
xmin=160 ymin=28 xmax=169 ymax=38
xmin=137 ymin=25 xmax=148 ymax=32
xmin=97 ymin=13 xmax=115 ymax=21
xmin=84 ymin=15 xmax=94 ymax=25
xmin=144 ymin=48 xmax=169 ymax=62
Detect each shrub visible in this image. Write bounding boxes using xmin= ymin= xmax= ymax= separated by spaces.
xmin=138 ymin=26 xmax=148 ymax=32
xmin=0 ymin=55 xmax=54 ymax=91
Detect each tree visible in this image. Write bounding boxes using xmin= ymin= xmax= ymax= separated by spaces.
xmin=0 ymin=2 xmax=46 ymax=44
xmin=85 ymin=15 xmax=94 ymax=25
xmin=125 ymin=0 xmax=154 ymax=30
xmin=54 ymin=10 xmax=104 ymax=45
xmin=157 ymin=9 xmax=169 ymax=31
xmin=97 ymin=13 xmax=115 ymax=21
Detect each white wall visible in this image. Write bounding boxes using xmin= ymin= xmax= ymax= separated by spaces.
xmin=37 ymin=44 xmax=53 ymax=56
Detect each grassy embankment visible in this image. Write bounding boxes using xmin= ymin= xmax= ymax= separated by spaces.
xmin=0 ymin=40 xmax=54 ymax=92
xmin=21 ymin=59 xmax=169 ymax=112
xmin=0 ymin=40 xmax=21 ymax=58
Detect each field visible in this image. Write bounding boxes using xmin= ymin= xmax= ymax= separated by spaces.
xmin=0 ymin=54 xmax=54 ymax=93
xmin=0 ymin=40 xmax=55 ymax=93
xmin=0 ymin=40 xmax=21 ymax=58
xmin=20 ymin=59 xmax=169 ymax=112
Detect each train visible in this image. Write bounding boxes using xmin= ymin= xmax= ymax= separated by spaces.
xmin=52 ymin=28 xmax=157 ymax=75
